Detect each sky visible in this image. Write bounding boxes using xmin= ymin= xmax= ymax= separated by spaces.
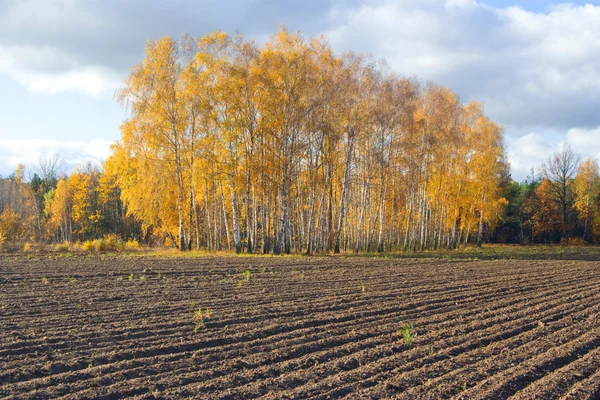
xmin=0 ymin=0 xmax=599 ymax=181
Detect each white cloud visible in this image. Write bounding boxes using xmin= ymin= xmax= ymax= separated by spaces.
xmin=508 ymin=133 xmax=554 ymax=180
xmin=0 ymin=0 xmax=599 ymax=181
xmin=324 ymin=0 xmax=600 ymax=180
xmin=509 ymin=126 xmax=600 ymax=180
xmin=0 ymin=139 xmax=113 ymax=177
xmin=566 ymin=127 xmax=600 ymax=161
xmin=325 ymin=1 xmax=600 ymax=129
xmin=445 ymin=0 xmax=476 ymax=10
xmin=0 ymin=45 xmax=121 ymax=96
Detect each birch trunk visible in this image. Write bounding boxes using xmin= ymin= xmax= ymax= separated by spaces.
xmin=334 ymin=131 xmax=355 ymax=254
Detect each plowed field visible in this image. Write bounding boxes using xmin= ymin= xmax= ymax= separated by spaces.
xmin=1 ymin=255 xmax=599 ymax=399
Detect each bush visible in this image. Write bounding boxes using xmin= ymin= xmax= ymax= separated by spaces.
xmin=125 ymin=239 xmax=140 ymax=250
xmin=96 ymin=239 xmax=107 ymax=252
xmin=56 ymin=235 xmax=132 ymax=253
xmin=80 ymin=240 xmax=96 ymax=252
xmin=102 ymin=234 xmax=124 ymax=251
xmin=164 ymin=235 xmax=175 ymax=248
xmin=560 ymin=237 xmax=588 ymax=246
xmin=54 ymin=241 xmax=70 ymax=252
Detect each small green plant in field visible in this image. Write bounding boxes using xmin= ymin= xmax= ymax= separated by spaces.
xmin=360 ymin=280 xmax=365 ymax=293
xmin=67 ymin=276 xmax=77 ymax=283
xmin=128 ymin=273 xmax=134 ymax=281
xmin=242 ymin=269 xmax=251 ymax=281
xmin=157 ymin=272 xmax=162 ymax=279
xmin=140 ymin=275 xmax=146 ymax=281
xmin=117 ymin=276 xmax=123 ymax=281
xmin=396 ymin=321 xmax=417 ymax=346
xmin=88 ymin=362 xmax=93 ymax=369
xmin=192 ymin=306 xmax=212 ymax=333
xmin=41 ymin=276 xmax=49 ymax=285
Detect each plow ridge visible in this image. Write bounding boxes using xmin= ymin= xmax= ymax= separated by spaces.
xmin=1 ymin=256 xmax=599 ymax=399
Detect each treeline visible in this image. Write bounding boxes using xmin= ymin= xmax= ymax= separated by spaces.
xmin=494 ymin=148 xmax=600 ymax=245
xmin=3 ymin=148 xmax=599 ymax=250
xmin=0 ymin=156 xmax=143 ymax=247
xmin=13 ymin=27 xmax=596 ymax=253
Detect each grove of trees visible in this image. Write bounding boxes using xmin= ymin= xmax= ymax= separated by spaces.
xmin=2 ymin=28 xmax=599 ymax=253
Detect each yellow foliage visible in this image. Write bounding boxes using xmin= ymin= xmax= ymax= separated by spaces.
xmin=80 ymin=240 xmax=96 ymax=252
xmin=106 ymin=27 xmax=510 ymax=252
xmin=0 ymin=208 xmax=26 ymax=243
xmin=125 ymin=239 xmax=141 ymax=250
xmin=54 ymin=241 xmax=70 ymax=252
xmin=103 ymin=234 xmax=124 ymax=251
xmin=560 ymin=237 xmax=588 ymax=246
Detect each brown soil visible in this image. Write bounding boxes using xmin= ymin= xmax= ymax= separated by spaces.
xmin=1 ymin=255 xmax=599 ymax=399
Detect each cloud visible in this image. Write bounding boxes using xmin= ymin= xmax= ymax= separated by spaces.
xmin=325 ymin=1 xmax=600 ymax=130
xmin=3 ymin=0 xmax=599 ymax=127
xmin=0 ymin=139 xmax=113 ymax=177
xmin=1 ymin=0 xmax=599 ymax=180
xmin=507 ymin=132 xmax=554 ymax=180
xmin=508 ymin=126 xmax=600 ymax=180
xmin=0 ymin=45 xmax=121 ymax=95
xmin=566 ymin=127 xmax=600 ymax=161
xmin=0 ymin=0 xmax=339 ymax=95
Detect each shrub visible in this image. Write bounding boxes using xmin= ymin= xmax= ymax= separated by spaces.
xmin=54 ymin=241 xmax=70 ymax=252
xmin=164 ymin=236 xmax=175 ymax=248
xmin=75 ymin=235 xmax=125 ymax=252
xmin=95 ymin=239 xmax=106 ymax=252
xmin=560 ymin=237 xmax=588 ymax=246
xmin=102 ymin=234 xmax=123 ymax=251
xmin=80 ymin=240 xmax=96 ymax=252
xmin=125 ymin=238 xmax=140 ymax=250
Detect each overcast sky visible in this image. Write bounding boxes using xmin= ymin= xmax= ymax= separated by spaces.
xmin=1 ymin=0 xmax=599 ymax=180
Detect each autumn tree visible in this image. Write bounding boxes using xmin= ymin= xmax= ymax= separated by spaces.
xmin=573 ymin=159 xmax=600 ymax=241
xmin=45 ymin=178 xmax=73 ymax=242
xmin=0 ymin=208 xmax=27 ymax=244
xmin=542 ymin=145 xmax=580 ymax=244
xmin=104 ymin=27 xmax=510 ymax=253
xmin=117 ymin=37 xmax=193 ymax=250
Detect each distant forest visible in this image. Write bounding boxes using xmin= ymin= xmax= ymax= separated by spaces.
xmin=1 ymin=28 xmax=599 ymax=253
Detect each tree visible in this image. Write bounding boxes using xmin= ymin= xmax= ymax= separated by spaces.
xmin=573 ymin=159 xmax=600 ymax=242
xmin=542 ymin=145 xmax=580 ymax=244
xmin=117 ymin=37 xmax=192 ymax=251
xmin=36 ymin=152 xmax=64 ymax=191
xmin=531 ymin=179 xmax=562 ymax=243
xmin=0 ymin=208 xmax=26 ymax=244
xmin=45 ymin=178 xmax=73 ymax=243
xmin=104 ymin=28 xmax=509 ymax=254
